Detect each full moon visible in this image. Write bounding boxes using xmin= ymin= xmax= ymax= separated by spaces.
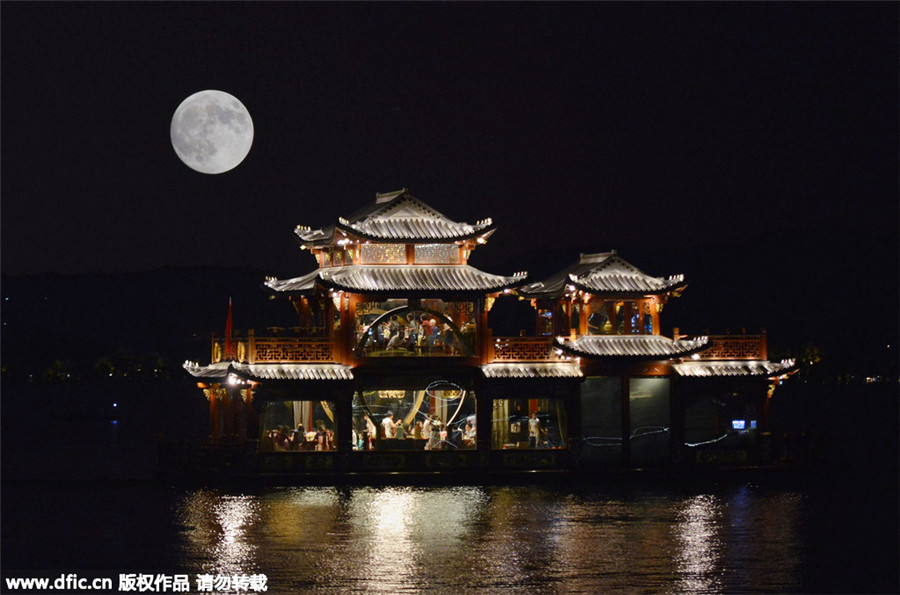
xmin=170 ymin=90 xmax=254 ymax=174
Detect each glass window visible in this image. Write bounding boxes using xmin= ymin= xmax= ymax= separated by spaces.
xmin=629 ymin=378 xmax=670 ymax=463
xmin=258 ymin=400 xmax=337 ymax=452
xmin=580 ymin=377 xmax=622 ymax=463
xmin=491 ymin=398 xmax=567 ymax=450
xmin=360 ymin=243 xmax=407 ymax=264
xmin=684 ymin=390 xmax=759 ymax=448
xmin=354 ymin=299 xmax=477 ymax=357
xmin=588 ymin=301 xmax=647 ymax=335
xmin=414 ymin=243 xmax=459 ymax=264
xmin=536 ymin=308 xmax=553 ymax=336
xmin=587 ymin=302 xmax=610 ymax=335
xmin=352 ymin=384 xmax=476 ymax=451
xmin=627 ymin=301 xmax=641 ymax=334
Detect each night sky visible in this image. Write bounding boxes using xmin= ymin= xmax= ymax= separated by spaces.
xmin=2 ymin=2 xmax=898 ymax=365
xmin=3 ymin=2 xmax=895 ymax=276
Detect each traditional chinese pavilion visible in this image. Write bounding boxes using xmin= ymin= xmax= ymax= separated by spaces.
xmin=182 ymin=189 xmax=795 ymax=477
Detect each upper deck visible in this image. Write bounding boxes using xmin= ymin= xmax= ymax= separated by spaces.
xmin=209 ymin=329 xmax=769 ymax=365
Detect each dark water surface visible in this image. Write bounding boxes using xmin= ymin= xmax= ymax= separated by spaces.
xmin=2 ymin=384 xmax=897 ymax=593
xmin=2 ymin=476 xmax=897 ymax=594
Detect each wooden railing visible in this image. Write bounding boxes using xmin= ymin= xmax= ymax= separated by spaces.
xmin=673 ymin=328 xmax=767 ymax=360
xmin=489 ymin=336 xmax=560 ymax=362
xmin=697 ymin=335 xmax=766 ymax=360
xmin=212 ymin=334 xmax=334 ymax=364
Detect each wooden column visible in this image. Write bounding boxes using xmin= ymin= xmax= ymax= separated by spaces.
xmin=245 ymin=387 xmax=259 ymax=442
xmin=579 ymin=299 xmax=589 ymax=336
xmin=568 ymin=299 xmax=577 ymax=336
xmin=347 ymin=294 xmax=360 ymax=363
xmin=230 ymin=388 xmax=241 ymax=441
xmin=652 ymin=300 xmax=661 ymax=335
xmin=209 ymin=383 xmax=220 ymax=444
xmin=337 ymin=293 xmax=352 ymax=364
xmin=477 ymin=296 xmax=489 ymax=362
xmin=221 ymin=387 xmax=234 ymax=439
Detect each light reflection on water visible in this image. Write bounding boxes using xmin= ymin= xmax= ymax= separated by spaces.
xmin=175 ymin=484 xmax=805 ymax=594
xmin=179 ymin=492 xmax=262 ymax=576
xmin=674 ymin=494 xmax=723 ymax=594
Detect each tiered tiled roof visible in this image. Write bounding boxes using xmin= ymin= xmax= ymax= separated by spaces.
xmin=183 ymin=361 xmax=354 ymax=381
xmin=263 ymin=269 xmax=320 ymax=294
xmin=295 ymin=189 xmax=495 ymax=246
xmin=518 ymin=251 xmax=686 ymax=299
xmin=671 ymin=359 xmax=797 ymax=378
xmin=481 ymin=362 xmax=583 ymax=379
xmin=552 ymin=334 xmax=709 ymax=360
xmin=231 ymin=362 xmax=354 ymax=381
xmin=182 ymin=361 xmax=231 ymax=379
xmin=265 ymin=265 xmax=527 ymax=296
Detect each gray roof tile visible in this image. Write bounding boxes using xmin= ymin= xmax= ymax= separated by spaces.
xmin=182 ymin=361 xmax=231 ymax=378
xmin=296 ymin=189 xmax=494 ymax=243
xmin=671 ymin=360 xmax=797 ymax=377
xmin=553 ymin=335 xmax=709 ymax=359
xmin=519 ymin=251 xmax=685 ymax=298
xmin=266 ymin=265 xmax=526 ymax=294
xmin=231 ymin=362 xmax=354 ymax=381
xmin=182 ymin=361 xmax=353 ymax=381
xmin=481 ymin=362 xmax=583 ymax=378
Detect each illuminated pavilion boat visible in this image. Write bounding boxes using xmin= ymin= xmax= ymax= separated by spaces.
xmin=181 ymin=189 xmax=795 ymax=479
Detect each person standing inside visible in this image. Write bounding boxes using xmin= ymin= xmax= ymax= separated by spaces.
xmin=381 ymin=411 xmax=397 ymax=439
xmin=528 ymin=410 xmax=543 ymax=449
xmin=314 ymin=420 xmax=332 ymax=451
xmin=422 ymin=415 xmax=432 ymax=449
xmin=364 ymin=412 xmax=377 ymax=450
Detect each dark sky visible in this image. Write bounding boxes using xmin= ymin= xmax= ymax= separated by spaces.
xmin=1 ymin=2 xmax=897 ymax=278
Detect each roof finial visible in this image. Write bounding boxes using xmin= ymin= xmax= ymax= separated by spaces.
xmin=375 ymin=188 xmax=408 ymax=203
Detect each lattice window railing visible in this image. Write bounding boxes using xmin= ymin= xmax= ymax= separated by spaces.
xmin=251 ymin=338 xmax=334 ymax=363
xmin=697 ymin=336 xmax=764 ymax=360
xmin=491 ymin=337 xmax=560 ymax=362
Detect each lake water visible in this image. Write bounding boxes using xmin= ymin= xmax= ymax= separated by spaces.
xmin=2 ymin=475 xmax=897 ymax=594
xmin=2 ymin=384 xmax=897 ymax=593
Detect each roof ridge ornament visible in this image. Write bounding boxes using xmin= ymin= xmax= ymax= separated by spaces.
xmin=332 ymin=193 xmax=495 ymax=242
xmin=579 ymin=251 xmax=615 ymax=264
xmin=375 ymin=188 xmax=408 ymax=203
